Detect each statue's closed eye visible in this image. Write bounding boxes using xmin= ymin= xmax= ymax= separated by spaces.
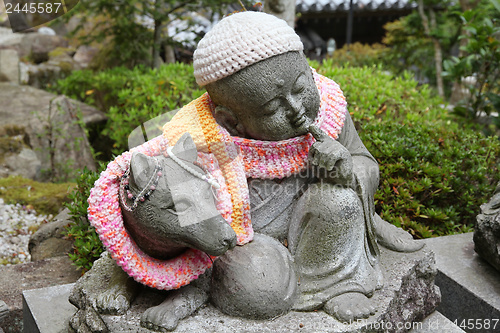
xmin=173 ymin=198 xmax=191 ymax=214
xmin=292 ymin=73 xmax=307 ymax=94
xmin=162 ymin=196 xmax=194 ymax=216
xmin=263 ymin=98 xmax=281 ymax=114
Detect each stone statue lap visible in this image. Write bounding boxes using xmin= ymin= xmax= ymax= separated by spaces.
xmin=69 ymin=12 xmax=425 ymax=333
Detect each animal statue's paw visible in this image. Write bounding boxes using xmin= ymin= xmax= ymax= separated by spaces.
xmin=69 ymin=305 xmax=108 ymax=333
xmin=95 ymin=282 xmax=135 ymax=315
xmin=68 ymin=252 xmax=140 ymax=332
xmin=323 ymin=292 xmax=376 ymax=323
xmin=374 ymin=214 xmax=424 ymax=253
xmin=140 ymin=285 xmax=208 ymax=332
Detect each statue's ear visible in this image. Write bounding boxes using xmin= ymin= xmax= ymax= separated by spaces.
xmin=129 ymin=152 xmax=155 ymax=190
xmin=171 ymin=132 xmax=198 ymax=163
xmin=214 ymin=105 xmax=246 ymax=137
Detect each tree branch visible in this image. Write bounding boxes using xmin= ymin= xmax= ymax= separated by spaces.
xmin=417 ymin=0 xmax=431 ymax=35
xmin=165 ymin=1 xmax=192 ymax=16
xmin=417 ymin=0 xmax=444 ymax=97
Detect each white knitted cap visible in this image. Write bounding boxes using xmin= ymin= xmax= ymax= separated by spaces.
xmin=193 ymin=11 xmax=304 ymax=86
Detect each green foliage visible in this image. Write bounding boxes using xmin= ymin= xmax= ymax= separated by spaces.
xmin=315 ymin=61 xmax=500 ymax=238
xmin=50 ymin=63 xmax=205 ymax=155
xmin=60 ymin=0 xmax=253 ymax=69
xmin=313 ymin=60 xmax=445 ymax=122
xmin=64 ymin=166 xmax=105 ymax=272
xmin=327 ymin=42 xmax=390 ymax=68
xmin=0 ymin=176 xmax=75 ymax=215
xmin=383 ymin=16 xmax=436 ymax=80
xmin=382 ymin=8 xmax=461 ymax=87
xmin=442 ymin=5 xmax=500 ymax=127
xmin=365 ymin=120 xmax=499 ymax=238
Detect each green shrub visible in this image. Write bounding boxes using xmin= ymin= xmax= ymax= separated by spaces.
xmin=64 ymin=166 xmax=104 ymax=272
xmin=50 ymin=63 xmax=205 ymax=155
xmin=327 ymin=42 xmax=390 ymax=69
xmin=365 ymin=119 xmax=499 ymax=238
xmin=315 ymin=61 xmax=500 ymax=238
xmin=313 ymin=60 xmax=445 ymax=123
xmin=442 ymin=6 xmax=500 ymax=132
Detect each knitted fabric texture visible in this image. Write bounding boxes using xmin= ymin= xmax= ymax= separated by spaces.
xmin=87 ymin=70 xmax=347 ymax=290
xmin=193 ymin=11 xmax=303 ymax=86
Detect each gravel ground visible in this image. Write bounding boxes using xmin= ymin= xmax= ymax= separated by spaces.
xmin=0 ymin=198 xmax=53 ymax=265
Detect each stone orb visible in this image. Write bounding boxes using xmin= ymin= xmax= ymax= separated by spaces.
xmin=210 ymin=233 xmax=297 ymax=319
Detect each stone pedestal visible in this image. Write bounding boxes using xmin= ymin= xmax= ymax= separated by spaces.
xmin=36 ymin=239 xmax=500 ymax=332
xmin=424 ymin=233 xmax=500 ymax=333
xmin=29 ymin=234 xmax=500 ymax=332
xmin=94 ymin=247 xmax=438 ymax=332
xmin=0 ymin=256 xmax=81 ymax=333
xmin=22 ymin=284 xmax=76 ymax=333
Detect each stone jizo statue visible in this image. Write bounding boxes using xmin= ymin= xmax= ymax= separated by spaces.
xmin=70 ymin=12 xmax=424 ymax=332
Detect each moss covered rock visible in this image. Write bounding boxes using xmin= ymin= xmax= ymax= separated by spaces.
xmin=0 ymin=176 xmax=75 ymax=215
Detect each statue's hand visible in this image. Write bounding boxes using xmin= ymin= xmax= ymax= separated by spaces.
xmin=308 ymin=125 xmax=353 ymax=184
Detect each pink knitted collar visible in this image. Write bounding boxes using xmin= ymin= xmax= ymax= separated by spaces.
xmin=87 ymin=71 xmax=347 ymax=290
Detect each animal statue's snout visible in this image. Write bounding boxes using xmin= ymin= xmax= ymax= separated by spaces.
xmin=221 ymin=231 xmax=237 ymax=250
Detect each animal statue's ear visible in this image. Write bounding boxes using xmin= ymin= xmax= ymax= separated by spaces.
xmin=214 ymin=105 xmax=246 ymax=137
xmin=129 ymin=152 xmax=155 ymax=190
xmin=171 ymin=132 xmax=198 ymax=163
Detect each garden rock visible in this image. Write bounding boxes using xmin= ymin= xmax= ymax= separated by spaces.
xmin=19 ymin=33 xmax=68 ymax=63
xmin=73 ymin=45 xmax=98 ymax=68
xmin=24 ymin=60 xmax=73 ymax=88
xmin=28 ymin=96 xmax=97 ymax=180
xmin=0 ymin=27 xmax=24 ymax=51
xmin=29 ymin=208 xmax=74 ymax=261
xmin=0 ymin=83 xmax=107 ymax=180
xmin=0 ymin=256 xmax=82 ymax=333
xmin=0 ymin=126 xmax=41 ymax=179
xmin=0 ymin=49 xmax=19 ymax=83
xmin=0 ymin=83 xmax=106 ymax=125
xmin=37 ymin=27 xmax=56 ymax=36
xmin=1 ymin=147 xmax=41 ymax=179
xmin=0 ymin=27 xmax=78 ymax=85
xmin=474 ymin=183 xmax=500 ymax=272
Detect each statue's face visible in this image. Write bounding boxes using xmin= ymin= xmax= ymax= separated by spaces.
xmin=207 ymin=52 xmax=321 ymax=141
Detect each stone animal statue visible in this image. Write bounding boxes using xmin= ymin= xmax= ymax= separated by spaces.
xmin=70 ymin=12 xmax=426 ymax=333
xmin=69 ymin=132 xmax=297 ymax=332
xmin=120 ymin=133 xmax=237 ymax=260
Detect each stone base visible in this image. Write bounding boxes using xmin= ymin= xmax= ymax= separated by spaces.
xmin=97 ymin=246 xmax=440 ymax=333
xmin=423 ymin=233 xmax=500 ymax=333
xmin=0 ymin=256 xmax=81 ymax=333
xmin=22 ymin=284 xmax=76 ymax=333
xmin=22 ymin=246 xmax=441 ymax=333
